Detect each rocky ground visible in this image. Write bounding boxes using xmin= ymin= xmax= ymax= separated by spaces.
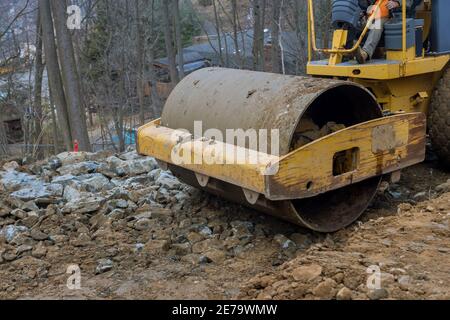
xmin=0 ymin=150 xmax=449 ymax=300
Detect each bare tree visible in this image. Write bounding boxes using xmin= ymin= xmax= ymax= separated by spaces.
xmin=146 ymin=0 xmax=162 ymax=117
xmin=135 ymin=0 xmax=146 ymax=125
xmin=252 ymin=0 xmax=267 ymax=71
xmin=161 ymin=0 xmax=179 ymax=85
xmin=230 ymin=0 xmax=243 ymax=68
xmin=212 ymin=0 xmax=224 ymax=66
xmin=40 ymin=0 xmax=73 ymax=150
xmin=33 ymin=10 xmax=45 ymax=159
xmin=51 ymin=0 xmax=91 ymax=151
xmin=270 ymin=1 xmax=282 ymax=73
xmin=173 ymin=0 xmax=185 ymax=79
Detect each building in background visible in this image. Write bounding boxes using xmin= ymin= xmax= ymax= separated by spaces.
xmin=152 ymin=29 xmax=304 ymax=99
xmin=1 ymin=104 xmax=23 ymax=143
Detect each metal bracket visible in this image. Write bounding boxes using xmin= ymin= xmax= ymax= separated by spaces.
xmin=243 ymin=188 xmax=260 ymax=205
xmin=195 ymin=173 xmax=210 ymax=187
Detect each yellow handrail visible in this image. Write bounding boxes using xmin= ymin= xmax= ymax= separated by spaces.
xmin=308 ymin=0 xmax=408 ymax=57
xmin=402 ymin=0 xmax=407 ymax=61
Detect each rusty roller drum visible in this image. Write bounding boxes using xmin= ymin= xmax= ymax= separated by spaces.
xmin=162 ymin=68 xmax=383 ymax=232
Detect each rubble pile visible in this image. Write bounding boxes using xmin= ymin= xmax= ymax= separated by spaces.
xmin=0 ymin=150 xmax=449 ymax=299
xmin=0 ymin=149 xmax=312 ymax=298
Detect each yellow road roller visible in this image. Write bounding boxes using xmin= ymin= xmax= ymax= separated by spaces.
xmin=138 ymin=0 xmax=449 ymax=232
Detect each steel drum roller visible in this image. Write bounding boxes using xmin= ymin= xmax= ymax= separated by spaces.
xmin=161 ymin=68 xmax=383 ymax=232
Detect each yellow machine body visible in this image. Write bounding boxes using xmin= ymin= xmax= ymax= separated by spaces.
xmin=138 ymin=114 xmax=425 ymax=201
xmin=137 ymin=0 xmax=445 ymax=232
xmin=307 ymin=0 xmax=449 ymax=114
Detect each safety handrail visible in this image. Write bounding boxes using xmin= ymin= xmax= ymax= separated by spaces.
xmin=308 ymin=0 xmax=407 ymax=58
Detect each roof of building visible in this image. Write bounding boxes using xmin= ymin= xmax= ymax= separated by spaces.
xmin=155 ymin=29 xmax=303 ymax=69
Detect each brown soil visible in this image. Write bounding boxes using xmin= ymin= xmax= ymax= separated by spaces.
xmin=0 ymin=161 xmax=449 ymax=300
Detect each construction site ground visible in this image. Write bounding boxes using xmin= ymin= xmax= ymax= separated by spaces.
xmin=0 ymin=151 xmax=449 ymax=300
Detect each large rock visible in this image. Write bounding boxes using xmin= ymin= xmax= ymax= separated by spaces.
xmin=55 ymin=173 xmax=111 ymax=194
xmin=95 ymin=259 xmax=114 ymax=274
xmin=156 ymin=172 xmax=181 ymax=190
xmin=0 ymin=225 xmax=29 ymax=243
xmin=46 ymin=157 xmax=62 ymax=170
xmin=230 ymin=221 xmax=254 ymax=240
xmin=312 ymin=278 xmax=337 ymax=299
xmin=0 ymin=170 xmax=41 ymax=192
xmin=97 ymin=157 xmax=123 ymax=178
xmin=78 ymin=174 xmax=111 ymax=192
xmin=118 ymin=151 xmax=142 ymax=161
xmin=56 ymin=152 xmax=94 ymax=166
xmin=336 ymin=287 xmax=353 ymax=300
xmin=204 ymin=248 xmax=227 ymax=264
xmin=57 ymin=161 xmax=100 ymax=176
xmin=52 ymin=174 xmax=79 ymax=187
xmin=10 ymin=183 xmax=64 ymax=201
xmin=63 ymin=185 xmax=83 ymax=202
xmin=120 ymin=158 xmax=157 ymax=177
xmin=291 ymin=264 xmax=323 ymax=282
xmin=102 ymin=156 xmax=157 ymax=177
xmin=63 ymin=196 xmax=106 ymax=214
xmin=110 ymin=175 xmax=153 ymax=188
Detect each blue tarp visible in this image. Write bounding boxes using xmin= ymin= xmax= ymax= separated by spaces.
xmin=112 ymin=129 xmax=136 ymax=145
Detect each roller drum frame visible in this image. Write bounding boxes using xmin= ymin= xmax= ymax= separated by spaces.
xmin=160 ymin=68 xmax=384 ymax=232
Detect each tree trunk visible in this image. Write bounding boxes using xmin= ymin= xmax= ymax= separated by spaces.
xmin=49 ymin=86 xmax=60 ymax=154
xmin=162 ymin=0 xmax=179 ymax=85
xmin=230 ymin=0 xmax=243 ymax=68
xmin=271 ymin=1 xmax=282 ymax=74
xmin=148 ymin=47 xmax=162 ymax=117
xmin=50 ymin=0 xmax=91 ymax=151
xmin=173 ymin=0 xmax=185 ymax=79
xmin=33 ymin=10 xmax=45 ymax=159
xmin=40 ymin=0 xmax=72 ymax=151
xmin=135 ymin=0 xmax=146 ymax=125
xmin=260 ymin=0 xmax=267 ymax=68
xmin=212 ymin=0 xmax=224 ymax=66
xmin=252 ymin=0 xmax=265 ymax=71
xmin=147 ymin=0 xmax=162 ymax=117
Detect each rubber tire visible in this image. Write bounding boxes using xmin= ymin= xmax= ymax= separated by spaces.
xmin=429 ymin=66 xmax=450 ymax=168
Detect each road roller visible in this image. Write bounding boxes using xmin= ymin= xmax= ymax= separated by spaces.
xmin=137 ymin=0 xmax=449 ymax=232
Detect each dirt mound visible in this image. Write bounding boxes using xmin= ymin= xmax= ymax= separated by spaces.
xmin=239 ymin=192 xmax=450 ymax=300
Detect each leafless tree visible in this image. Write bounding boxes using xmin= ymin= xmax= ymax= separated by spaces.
xmin=51 ymin=0 xmax=91 ymax=151
xmin=162 ymin=0 xmax=179 ymax=85
xmin=32 ymin=9 xmax=44 ymax=159
xmin=40 ymin=0 xmax=73 ymax=150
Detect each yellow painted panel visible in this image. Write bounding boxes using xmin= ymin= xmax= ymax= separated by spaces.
xmin=138 ymin=114 xmax=426 ymax=201
xmin=266 ymin=113 xmax=426 ymax=200
xmin=137 ymin=119 xmax=275 ymax=194
xmin=307 ymin=55 xmax=449 ymax=80
xmin=307 ymin=62 xmax=399 ymax=80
